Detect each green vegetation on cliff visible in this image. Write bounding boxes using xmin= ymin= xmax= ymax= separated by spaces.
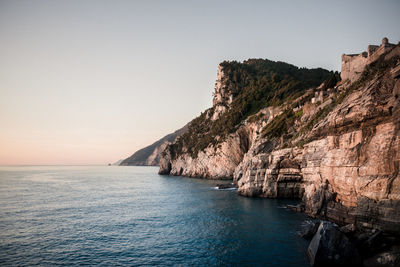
xmin=169 ymin=59 xmax=332 ymax=158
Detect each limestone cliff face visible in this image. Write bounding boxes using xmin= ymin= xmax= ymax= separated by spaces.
xmin=161 ymin=125 xmax=255 ymax=179
xmin=159 ymin=41 xmax=400 ymax=232
xmin=158 ymin=59 xmax=330 ymax=179
xmin=236 ymin=44 xmax=400 ymax=233
xmin=211 ymin=65 xmax=233 ymax=121
xmin=158 ymin=63 xmax=247 ymax=178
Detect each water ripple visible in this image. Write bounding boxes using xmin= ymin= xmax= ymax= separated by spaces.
xmin=0 ymin=166 xmax=309 ymax=266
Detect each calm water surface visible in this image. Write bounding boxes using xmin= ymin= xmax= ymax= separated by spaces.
xmin=0 ymin=166 xmax=309 ymax=266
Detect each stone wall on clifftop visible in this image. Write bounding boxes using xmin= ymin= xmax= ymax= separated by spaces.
xmin=341 ymin=37 xmax=396 ymax=83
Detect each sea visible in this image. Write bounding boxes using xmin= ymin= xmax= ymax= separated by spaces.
xmin=0 ymin=166 xmax=310 ymax=266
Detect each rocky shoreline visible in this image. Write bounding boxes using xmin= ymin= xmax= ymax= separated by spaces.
xmin=299 ymin=219 xmax=400 ymax=266
xmin=156 ymin=38 xmax=400 ymax=266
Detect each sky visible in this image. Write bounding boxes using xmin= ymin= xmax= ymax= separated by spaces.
xmin=0 ymin=0 xmax=399 ymax=165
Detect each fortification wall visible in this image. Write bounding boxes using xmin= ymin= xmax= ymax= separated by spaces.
xmin=341 ymin=38 xmax=396 ymax=83
xmin=341 ymin=52 xmax=368 ymax=82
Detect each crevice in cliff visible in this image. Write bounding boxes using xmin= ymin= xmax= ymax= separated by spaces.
xmin=386 ymin=158 xmax=399 ymax=198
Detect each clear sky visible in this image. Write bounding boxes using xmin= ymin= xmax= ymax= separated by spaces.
xmin=0 ymin=0 xmax=399 ymax=165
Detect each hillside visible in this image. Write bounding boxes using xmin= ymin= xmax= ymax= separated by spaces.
xmin=120 ymin=125 xmax=187 ymax=166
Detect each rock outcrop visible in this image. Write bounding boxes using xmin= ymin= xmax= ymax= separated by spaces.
xmin=302 ymin=221 xmax=400 ymax=267
xmin=159 ymin=59 xmax=331 ymax=178
xmin=307 ymin=221 xmax=361 ymax=266
xmin=211 ymin=65 xmax=232 ymax=121
xmin=160 ymin=124 xmax=256 ymax=179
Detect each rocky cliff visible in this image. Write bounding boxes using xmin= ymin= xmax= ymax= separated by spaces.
xmin=159 ymin=59 xmax=331 ymax=178
xmin=159 ymin=39 xmax=400 ymax=234
xmin=120 ymin=124 xmax=187 ymax=166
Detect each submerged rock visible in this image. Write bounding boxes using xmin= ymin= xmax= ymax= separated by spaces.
xmin=286 ymin=204 xmax=304 ymax=212
xmin=216 ymin=183 xmax=236 ymax=189
xmin=307 ymin=221 xmax=361 ymax=266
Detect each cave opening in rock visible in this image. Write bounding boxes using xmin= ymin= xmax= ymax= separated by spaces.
xmin=276 ymin=179 xmax=303 ymax=199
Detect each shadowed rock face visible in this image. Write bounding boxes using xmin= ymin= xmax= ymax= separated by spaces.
xmin=307 ymin=221 xmax=361 ymax=267
xmin=159 ymin=42 xmax=400 ymax=233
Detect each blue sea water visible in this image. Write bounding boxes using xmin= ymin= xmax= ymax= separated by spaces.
xmin=0 ymin=166 xmax=309 ymax=266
